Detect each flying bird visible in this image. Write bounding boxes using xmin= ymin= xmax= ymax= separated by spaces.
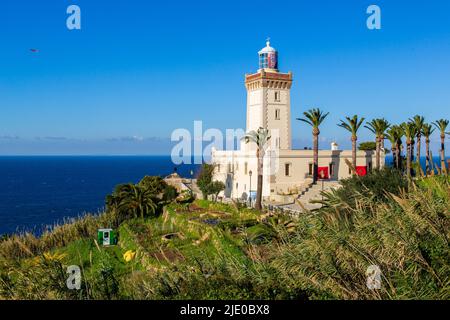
xmin=30 ymin=48 xmax=39 ymax=53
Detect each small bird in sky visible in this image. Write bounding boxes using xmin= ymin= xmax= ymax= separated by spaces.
xmin=30 ymin=48 xmax=39 ymax=53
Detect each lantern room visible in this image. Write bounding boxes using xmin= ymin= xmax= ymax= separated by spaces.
xmin=258 ymin=39 xmax=278 ymax=71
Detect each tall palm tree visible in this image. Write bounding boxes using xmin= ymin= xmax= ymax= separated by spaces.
xmin=296 ymin=108 xmax=329 ymax=183
xmin=338 ymin=115 xmax=365 ymax=173
xmin=402 ymin=122 xmax=417 ymax=178
xmin=386 ymin=125 xmax=402 ymax=170
xmin=421 ymin=123 xmax=435 ymax=175
xmin=365 ymin=118 xmax=390 ymax=170
xmin=395 ymin=125 xmax=405 ymax=171
xmin=432 ymin=119 xmax=449 ymax=174
xmin=243 ymin=127 xmax=271 ymax=210
xmin=410 ymin=115 xmax=425 ymax=166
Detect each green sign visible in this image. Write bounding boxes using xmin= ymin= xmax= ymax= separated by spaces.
xmin=97 ymin=228 xmax=118 ymax=246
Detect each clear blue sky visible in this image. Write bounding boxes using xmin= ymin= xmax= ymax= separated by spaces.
xmin=1 ymin=0 xmax=449 ymax=155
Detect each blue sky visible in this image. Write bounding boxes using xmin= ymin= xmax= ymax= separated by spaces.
xmin=0 ymin=0 xmax=449 ymax=155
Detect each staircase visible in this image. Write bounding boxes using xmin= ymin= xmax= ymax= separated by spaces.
xmin=281 ymin=180 xmax=341 ymax=212
xmin=298 ymin=180 xmax=341 ymax=210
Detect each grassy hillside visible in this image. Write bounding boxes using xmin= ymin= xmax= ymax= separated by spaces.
xmin=0 ymin=170 xmax=449 ymax=300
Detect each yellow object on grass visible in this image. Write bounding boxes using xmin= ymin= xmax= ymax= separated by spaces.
xmin=123 ymin=250 xmax=136 ymax=262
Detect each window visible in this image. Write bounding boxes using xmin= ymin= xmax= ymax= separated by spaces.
xmin=285 ymin=163 xmax=291 ymax=176
xmin=275 ymin=109 xmax=280 ymax=120
xmin=244 ymin=162 xmax=248 ymax=175
xmin=217 ymin=164 xmax=221 ymax=173
xmin=274 ymin=91 xmax=281 ymax=102
xmin=275 ymin=137 xmax=281 ymax=148
xmin=227 ymin=163 xmax=232 ymax=173
xmin=329 ymin=162 xmax=335 ymax=176
xmin=308 ymin=163 xmax=313 ymax=176
xmin=259 ymin=53 xmax=268 ymax=69
xmin=368 ymin=161 xmax=372 ymax=172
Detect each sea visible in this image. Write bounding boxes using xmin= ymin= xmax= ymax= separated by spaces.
xmin=0 ymin=156 xmax=200 ymax=236
xmin=0 ymin=155 xmax=447 ymax=236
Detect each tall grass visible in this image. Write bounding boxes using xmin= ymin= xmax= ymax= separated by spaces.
xmin=1 ymin=170 xmax=448 ymax=300
xmin=270 ymin=172 xmax=449 ymax=299
xmin=0 ymin=210 xmax=118 ymax=260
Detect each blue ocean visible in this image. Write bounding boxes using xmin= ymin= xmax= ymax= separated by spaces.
xmin=0 ymin=155 xmax=447 ymax=236
xmin=0 ymin=156 xmax=200 ymax=236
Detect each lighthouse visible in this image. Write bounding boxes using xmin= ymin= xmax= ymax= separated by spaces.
xmin=245 ymin=40 xmax=293 ymax=150
xmin=211 ymin=39 xmax=380 ymax=206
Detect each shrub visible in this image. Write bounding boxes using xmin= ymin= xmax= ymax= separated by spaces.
xmin=358 ymin=141 xmax=376 ymax=151
xmin=163 ymin=185 xmax=179 ymax=202
xmin=321 ymin=167 xmax=408 ymax=210
xmin=271 ymin=176 xmax=450 ymax=299
xmin=138 ymin=176 xmax=168 ymax=194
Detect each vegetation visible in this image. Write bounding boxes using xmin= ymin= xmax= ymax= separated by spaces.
xmin=1 ymin=113 xmax=448 ymax=300
xmin=433 ymin=119 xmax=449 ymax=175
xmin=386 ymin=125 xmax=404 ymax=171
xmin=338 ymin=115 xmax=365 ymax=171
xmin=402 ymin=121 xmax=418 ymax=178
xmin=297 ymin=108 xmax=329 ymax=184
xmin=422 ymin=123 xmax=435 ymax=175
xmin=106 ymin=175 xmax=176 ymax=223
xmin=1 ymin=170 xmax=448 ymax=300
xmin=410 ymin=115 xmax=425 ymax=166
xmin=365 ymin=118 xmax=390 ymax=169
xmin=243 ymin=127 xmax=271 ymax=210
xmin=358 ymin=141 xmax=376 ymax=151
xmin=196 ymin=163 xmax=225 ymax=201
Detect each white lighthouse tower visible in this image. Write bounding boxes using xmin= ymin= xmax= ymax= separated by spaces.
xmin=245 ymin=39 xmax=293 ymax=151
xmin=211 ymin=39 xmax=381 ymax=205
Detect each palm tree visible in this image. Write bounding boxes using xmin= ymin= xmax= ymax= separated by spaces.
xmin=243 ymin=127 xmax=271 ymax=210
xmin=296 ymin=108 xmax=329 ymax=183
xmin=432 ymin=119 xmax=449 ymax=174
xmin=365 ymin=118 xmax=390 ymax=170
xmin=402 ymin=122 xmax=417 ymax=178
xmin=113 ymin=183 xmax=158 ymax=219
xmin=386 ymin=125 xmax=402 ymax=170
xmin=410 ymin=115 xmax=425 ymax=166
xmin=421 ymin=123 xmax=435 ymax=175
xmin=338 ymin=115 xmax=365 ymax=173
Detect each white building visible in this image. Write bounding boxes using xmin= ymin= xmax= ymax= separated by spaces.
xmin=211 ymin=40 xmax=382 ymax=204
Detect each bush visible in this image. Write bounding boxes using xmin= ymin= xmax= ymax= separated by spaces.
xmin=138 ymin=176 xmax=168 ymax=194
xmin=271 ymin=175 xmax=450 ymax=299
xmin=322 ymin=167 xmax=408 ymax=209
xmin=358 ymin=141 xmax=376 ymax=151
xmin=163 ymin=185 xmax=179 ymax=202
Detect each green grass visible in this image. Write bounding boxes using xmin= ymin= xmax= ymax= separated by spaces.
xmin=1 ymin=171 xmax=449 ymax=300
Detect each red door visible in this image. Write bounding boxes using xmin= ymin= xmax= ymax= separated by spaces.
xmin=356 ymin=166 xmax=367 ymax=176
xmin=318 ymin=167 xmax=329 ymax=179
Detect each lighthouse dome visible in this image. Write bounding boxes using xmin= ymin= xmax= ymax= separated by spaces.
xmin=258 ymin=39 xmax=278 ymax=71
xmin=258 ymin=40 xmax=277 ymax=54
